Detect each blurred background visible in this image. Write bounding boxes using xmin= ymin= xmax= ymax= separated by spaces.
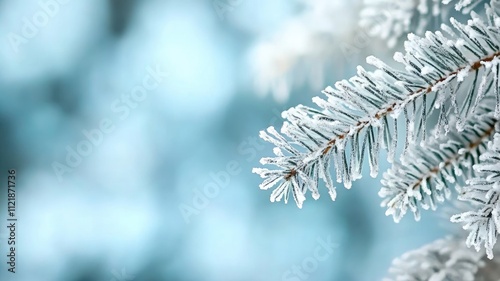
xmin=0 ymin=0 xmax=448 ymax=280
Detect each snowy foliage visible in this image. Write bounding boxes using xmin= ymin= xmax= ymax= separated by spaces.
xmin=452 ymin=132 xmax=500 ymax=259
xmin=253 ymin=5 xmax=500 ymax=209
xmin=381 ymin=111 xmax=496 ymax=223
xmin=248 ymin=0 xmax=361 ymax=102
xmin=253 ymin=0 xmax=500 ymax=278
xmin=384 ymin=236 xmax=500 ymax=280
xmin=383 ymin=237 xmax=485 ymax=281
xmin=360 ymin=0 xmax=490 ymax=47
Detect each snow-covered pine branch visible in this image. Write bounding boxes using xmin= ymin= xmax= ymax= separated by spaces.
xmin=253 ymin=6 xmax=500 ymax=208
xmin=380 ymin=110 xmax=497 ymax=223
xmin=384 ymin=236 xmax=500 ymax=280
xmin=360 ymin=0 xmax=489 ymax=47
xmin=383 ymin=236 xmax=484 ymax=281
xmin=451 ymin=132 xmax=500 ymax=258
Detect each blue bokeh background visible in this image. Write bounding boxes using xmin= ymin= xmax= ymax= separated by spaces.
xmin=0 ymin=1 xmax=447 ymax=280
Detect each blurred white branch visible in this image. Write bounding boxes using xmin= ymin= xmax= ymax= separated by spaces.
xmin=248 ymin=0 xmax=361 ymax=102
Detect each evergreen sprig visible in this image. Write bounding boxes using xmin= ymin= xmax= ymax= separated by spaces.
xmin=252 ymin=0 xmax=500 ymax=276
xmin=452 ymin=132 xmax=500 ymax=258
xmin=381 ymin=110 xmax=497 ymax=223
xmin=253 ymin=6 xmax=500 ymax=209
xmin=360 ymin=0 xmax=489 ymax=47
xmin=383 ymin=236 xmax=484 ymax=281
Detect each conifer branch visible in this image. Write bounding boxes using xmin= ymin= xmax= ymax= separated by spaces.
xmin=361 ymin=0 xmax=490 ymax=47
xmin=381 ymin=110 xmax=497 ymax=222
xmin=452 ymin=132 xmax=500 ymax=258
xmin=383 ymin=236 xmax=485 ymax=281
xmin=253 ymin=7 xmax=500 ymax=208
xmin=251 ymin=0 xmax=500 ymax=278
